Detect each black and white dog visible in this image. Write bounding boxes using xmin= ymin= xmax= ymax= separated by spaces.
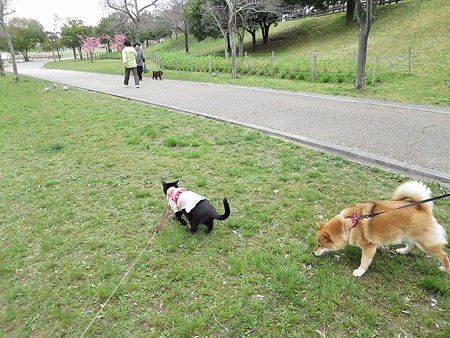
xmin=162 ymin=180 xmax=230 ymax=233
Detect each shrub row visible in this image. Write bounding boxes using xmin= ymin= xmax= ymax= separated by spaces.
xmin=93 ymin=51 xmax=401 ymax=84
xmin=146 ymin=51 xmax=402 ymax=84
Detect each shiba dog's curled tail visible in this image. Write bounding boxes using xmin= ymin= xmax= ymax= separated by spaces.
xmin=391 ymin=181 xmax=432 ymax=214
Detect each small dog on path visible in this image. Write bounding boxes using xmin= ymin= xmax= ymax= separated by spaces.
xmin=152 ymin=71 xmax=163 ymax=80
xmin=162 ymin=180 xmax=230 ymax=233
xmin=313 ymin=181 xmax=449 ymax=277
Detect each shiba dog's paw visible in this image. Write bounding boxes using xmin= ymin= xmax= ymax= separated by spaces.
xmin=396 ymin=247 xmax=409 ymax=255
xmin=353 ymin=268 xmax=366 ymax=277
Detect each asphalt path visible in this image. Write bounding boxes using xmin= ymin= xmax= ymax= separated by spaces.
xmin=14 ymin=60 xmax=450 ymax=186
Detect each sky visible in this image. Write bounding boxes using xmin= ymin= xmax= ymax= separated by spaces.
xmin=8 ymin=0 xmax=110 ymax=32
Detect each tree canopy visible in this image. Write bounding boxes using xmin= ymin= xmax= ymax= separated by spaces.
xmin=61 ymin=19 xmax=93 ymax=59
xmin=7 ymin=18 xmax=46 ymax=61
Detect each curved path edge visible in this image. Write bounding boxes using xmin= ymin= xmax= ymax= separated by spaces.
xmin=72 ymin=83 xmax=450 ymax=187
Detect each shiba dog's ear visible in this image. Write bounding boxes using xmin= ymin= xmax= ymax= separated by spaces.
xmin=316 ymin=222 xmax=325 ymax=229
xmin=322 ymin=232 xmax=332 ymax=243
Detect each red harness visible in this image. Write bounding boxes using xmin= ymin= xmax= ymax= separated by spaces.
xmin=349 ymin=210 xmax=359 ymax=228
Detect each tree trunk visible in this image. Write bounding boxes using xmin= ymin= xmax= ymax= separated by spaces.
xmin=133 ymin=15 xmax=141 ymax=43
xmin=184 ymin=28 xmax=189 ymax=54
xmin=259 ymin=21 xmax=270 ymax=44
xmin=51 ymin=43 xmax=56 ymax=61
xmin=355 ymin=25 xmax=369 ymax=90
xmin=223 ymin=36 xmax=228 ymax=58
xmin=56 ymin=46 xmax=61 ymax=60
xmin=238 ymin=27 xmax=244 ymax=57
xmin=346 ymin=0 xmax=355 ymax=26
xmin=0 ymin=55 xmax=5 ymax=76
xmin=226 ymin=33 xmax=231 ymax=52
xmin=354 ymin=0 xmax=377 ymax=90
xmin=227 ymin=4 xmax=237 ymax=78
xmin=0 ymin=22 xmax=19 ymax=81
xmin=72 ymin=47 xmax=77 ymax=59
xmin=250 ymin=30 xmax=256 ymax=49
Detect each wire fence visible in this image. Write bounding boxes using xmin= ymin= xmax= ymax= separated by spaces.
xmin=144 ymin=49 xmax=428 ymax=84
xmin=3 ymin=48 xmax=436 ymax=86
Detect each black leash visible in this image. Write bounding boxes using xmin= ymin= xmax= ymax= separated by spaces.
xmin=350 ymin=192 xmax=450 ymax=228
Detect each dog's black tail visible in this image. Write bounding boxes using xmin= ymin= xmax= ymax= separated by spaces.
xmin=216 ymin=198 xmax=230 ymax=220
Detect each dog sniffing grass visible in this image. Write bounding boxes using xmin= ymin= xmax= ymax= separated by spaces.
xmin=314 ymin=181 xmax=449 ymax=277
xmin=162 ymin=180 xmax=230 ymax=233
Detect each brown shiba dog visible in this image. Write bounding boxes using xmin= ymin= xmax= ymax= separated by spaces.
xmin=313 ymin=181 xmax=449 ymax=277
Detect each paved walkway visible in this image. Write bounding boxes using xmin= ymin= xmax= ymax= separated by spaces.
xmin=15 ymin=60 xmax=450 ymax=186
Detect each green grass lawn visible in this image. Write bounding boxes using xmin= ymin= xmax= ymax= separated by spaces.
xmin=1 ymin=75 xmax=449 ymax=336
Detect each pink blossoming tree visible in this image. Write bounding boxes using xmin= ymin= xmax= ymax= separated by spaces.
xmin=80 ymin=36 xmax=100 ymax=62
xmin=100 ymin=33 xmax=112 ymax=53
xmin=113 ymin=33 xmax=127 ymax=53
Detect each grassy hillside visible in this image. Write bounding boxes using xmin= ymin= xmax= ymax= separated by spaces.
xmin=45 ymin=0 xmax=449 ymax=105
xmin=152 ymin=0 xmax=449 ymax=61
xmin=147 ymin=0 xmax=449 ymax=106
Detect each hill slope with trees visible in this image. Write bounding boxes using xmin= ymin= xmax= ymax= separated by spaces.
xmin=148 ymin=0 xmax=449 ymax=106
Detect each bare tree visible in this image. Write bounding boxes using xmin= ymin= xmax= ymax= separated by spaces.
xmin=0 ymin=0 xmax=18 ymax=81
xmin=354 ymin=0 xmax=378 ymax=90
xmin=205 ymin=0 xmax=229 ymax=57
xmin=225 ymin=0 xmax=238 ymax=77
xmin=158 ymin=0 xmax=189 ymax=53
xmin=49 ymin=14 xmax=62 ymax=61
xmin=0 ymin=30 xmax=5 ymax=75
xmin=105 ymin=0 xmax=160 ymax=42
xmin=226 ymin=0 xmax=281 ymax=78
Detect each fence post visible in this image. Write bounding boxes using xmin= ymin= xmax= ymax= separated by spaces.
xmin=311 ymin=52 xmax=317 ymax=82
xmin=270 ymin=51 xmax=275 ymax=77
xmin=371 ymin=55 xmax=378 ymax=86
xmin=408 ymin=48 xmax=412 ymax=75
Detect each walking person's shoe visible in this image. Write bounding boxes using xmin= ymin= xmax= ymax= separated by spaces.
xmin=135 ymin=84 xmax=140 ymax=88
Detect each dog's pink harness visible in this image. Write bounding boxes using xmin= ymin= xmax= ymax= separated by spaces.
xmin=167 ymin=187 xmax=205 ymax=213
xmin=349 ymin=210 xmax=359 ymax=228
xmin=168 ymin=188 xmax=186 ymax=204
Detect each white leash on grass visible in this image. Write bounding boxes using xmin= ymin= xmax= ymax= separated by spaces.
xmin=80 ymin=231 xmax=157 ymax=337
xmin=80 ymin=209 xmax=170 ymax=337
